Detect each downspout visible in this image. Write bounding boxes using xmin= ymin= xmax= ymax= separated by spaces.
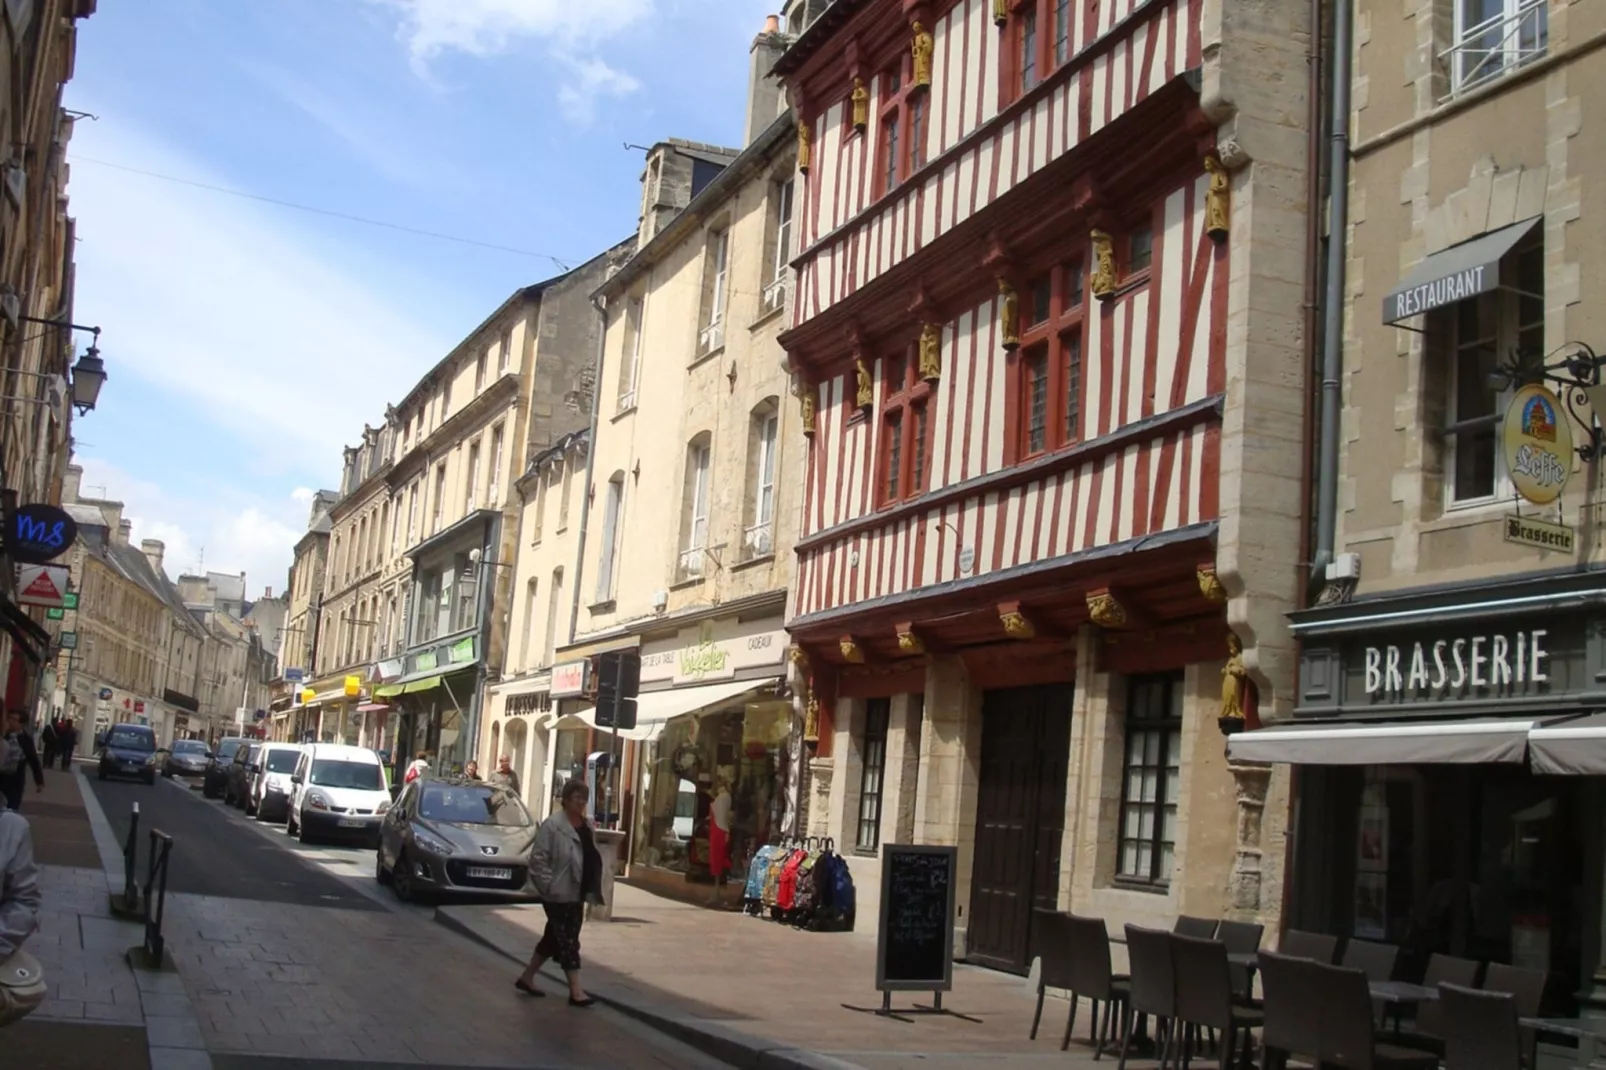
xmin=1310 ymin=0 xmax=1354 ymax=593
xmin=567 ymin=295 xmax=609 ymax=644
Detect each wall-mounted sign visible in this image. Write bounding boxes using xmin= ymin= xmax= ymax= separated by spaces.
xmin=45 ymin=607 xmax=63 ymax=621
xmin=449 ymin=636 xmax=476 ymax=664
xmin=415 ymin=650 xmax=438 ymax=672
xmin=59 ymin=630 xmax=77 ymax=650
xmin=98 ymin=687 xmax=112 ymax=701
xmin=15 ymin=563 xmax=67 ymax=607
xmin=1504 ymin=514 xmax=1575 ymax=554
xmin=62 ymin=592 xmax=77 ymax=610
xmin=134 ymin=700 xmax=145 ymax=714
xmin=343 ymin=675 xmax=362 ymax=697
xmin=1365 ymin=628 xmax=1548 ymax=700
xmin=284 ymin=667 xmax=305 ymax=683
xmin=8 ymin=503 xmax=77 ymax=564
xmin=1503 ymin=385 xmax=1572 ymax=505
xmin=639 ymin=616 xmax=787 ymax=687
xmin=551 ymin=660 xmax=589 ymax=698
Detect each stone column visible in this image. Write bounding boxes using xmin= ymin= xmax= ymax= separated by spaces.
xmin=913 ymin=654 xmax=982 ymax=946
xmin=831 ymin=697 xmax=865 ymax=850
xmin=882 ymin=692 xmax=923 ymax=846
xmin=806 ymin=758 xmax=834 ymax=840
xmin=1226 ymin=760 xmax=1274 ymax=917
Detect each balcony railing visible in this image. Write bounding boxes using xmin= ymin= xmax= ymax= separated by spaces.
xmin=617 ymin=387 xmax=637 ymax=412
xmin=741 ymin=521 xmax=774 ymax=561
xmin=698 ymin=320 xmax=725 ymax=356
xmin=762 ymin=276 xmax=789 ymax=313
xmin=1440 ymin=0 xmax=1547 ymax=99
xmin=676 ymin=547 xmax=705 ymax=584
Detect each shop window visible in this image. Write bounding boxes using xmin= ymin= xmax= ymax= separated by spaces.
xmin=618 ymin=297 xmax=644 ymax=411
xmin=1436 ymin=239 xmax=1541 ymax=507
xmin=743 ymin=400 xmax=779 ymax=561
xmin=1008 ymin=262 xmax=1085 ymax=463
xmin=875 ymin=63 xmax=926 ymax=199
xmin=679 ymin=434 xmax=712 ymax=581
xmin=878 ymin=354 xmax=935 ymax=506
xmin=595 ymin=473 xmax=625 ymax=602
xmin=857 ymin=698 xmax=891 ymax=850
xmin=1116 ymin=673 xmax=1183 ymax=887
xmin=1446 ymin=0 xmax=1546 ymax=96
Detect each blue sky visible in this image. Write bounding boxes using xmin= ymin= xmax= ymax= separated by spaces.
xmin=64 ymin=0 xmax=773 ymax=597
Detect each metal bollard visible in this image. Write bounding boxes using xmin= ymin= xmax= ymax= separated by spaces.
xmin=142 ymin=830 xmax=173 ymax=966
xmin=121 ymin=803 xmax=141 ymax=913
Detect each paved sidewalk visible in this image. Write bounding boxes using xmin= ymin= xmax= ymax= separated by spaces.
xmin=438 ymin=884 xmax=1122 ymax=1070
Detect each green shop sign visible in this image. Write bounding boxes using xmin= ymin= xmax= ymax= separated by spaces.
xmin=449 ymin=636 xmax=476 ymax=664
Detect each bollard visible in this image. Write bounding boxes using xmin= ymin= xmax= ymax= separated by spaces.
xmin=142 ymin=831 xmax=173 ymax=967
xmin=120 ymin=803 xmax=141 ymax=913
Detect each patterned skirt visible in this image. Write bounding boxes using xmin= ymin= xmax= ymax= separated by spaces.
xmin=536 ymin=901 xmax=584 ymax=971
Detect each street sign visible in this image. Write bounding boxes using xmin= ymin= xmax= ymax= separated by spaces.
xmin=16 ymin=563 xmax=68 ymax=607
xmin=62 ymin=592 xmax=78 ymax=610
xmin=284 ymin=667 xmax=305 ymax=683
xmin=59 ymin=631 xmax=77 ymax=650
xmin=45 ymin=607 xmax=63 ymax=620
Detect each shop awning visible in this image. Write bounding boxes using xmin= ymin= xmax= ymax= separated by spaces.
xmin=568 ymin=677 xmax=783 ymax=742
xmin=1527 ymin=713 xmax=1606 ymax=775
xmin=403 ymin=675 xmax=443 ymax=694
xmin=0 ymin=598 xmax=47 ymax=663
xmin=356 ymin=702 xmax=391 ymax=714
xmin=1382 ymin=216 xmax=1539 ymax=324
xmin=1225 ymin=716 xmax=1557 ymax=766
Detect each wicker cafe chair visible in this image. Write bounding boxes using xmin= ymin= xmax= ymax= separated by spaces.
xmin=1396 ymin=953 xmax=1481 ymax=1054
xmin=1065 ymin=913 xmax=1131 ymax=1058
xmin=1118 ymin=925 xmax=1177 ymax=1070
xmin=1440 ymin=983 xmax=1523 ymax=1070
xmin=1029 ymin=910 xmax=1077 ymax=1045
xmin=1481 ymin=963 xmax=1547 ymax=1068
xmin=1169 ymin=933 xmax=1265 ymax=1070
xmin=1216 ymin=920 xmax=1265 ymax=1002
xmin=1175 ymin=916 xmax=1221 ymax=939
xmin=1258 ymin=950 xmax=1325 ymax=1070
xmin=1314 ymin=961 xmax=1438 ymax=1070
xmin=1341 ymin=939 xmax=1401 ymax=983
xmin=1278 ymin=928 xmax=1339 ymax=964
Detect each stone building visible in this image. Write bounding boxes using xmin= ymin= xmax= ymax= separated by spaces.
xmin=276 ymin=490 xmax=336 ymax=741
xmin=773 ymin=0 xmax=1313 ymax=967
xmin=1228 ymin=0 xmax=1606 ymax=1017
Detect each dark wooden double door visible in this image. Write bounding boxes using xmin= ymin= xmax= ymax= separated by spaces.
xmin=966 ymin=684 xmax=1073 ymax=973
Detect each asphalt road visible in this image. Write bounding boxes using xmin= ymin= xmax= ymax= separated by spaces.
xmin=84 ymin=773 xmax=383 ymax=911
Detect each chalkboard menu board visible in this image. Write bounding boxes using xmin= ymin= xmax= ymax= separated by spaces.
xmin=875 ymin=844 xmax=957 ymax=993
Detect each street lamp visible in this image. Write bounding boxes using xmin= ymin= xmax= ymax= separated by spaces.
xmin=69 ymin=343 xmax=106 ymax=415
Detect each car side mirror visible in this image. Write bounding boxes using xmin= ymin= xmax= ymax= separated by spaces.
xmin=291 ymin=775 xmax=302 ymax=785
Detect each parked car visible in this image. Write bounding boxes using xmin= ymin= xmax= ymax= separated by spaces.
xmin=249 ymin=743 xmax=303 ymax=822
xmin=286 ymin=744 xmax=390 ymax=846
xmin=377 ymin=777 xmax=536 ymax=903
xmin=202 ymin=737 xmax=246 ymax=799
xmin=224 ymin=741 xmax=262 ymax=810
xmin=163 ymin=739 xmax=210 ymax=780
xmin=97 ymin=724 xmax=159 ymax=784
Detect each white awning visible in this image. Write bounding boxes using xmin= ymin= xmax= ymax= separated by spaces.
xmin=1226 ymin=717 xmax=1556 ymax=766
xmin=1527 ymin=713 xmax=1606 ymax=775
xmin=564 ymin=677 xmax=783 ymax=743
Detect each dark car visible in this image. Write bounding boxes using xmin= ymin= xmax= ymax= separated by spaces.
xmin=202 ymin=737 xmax=246 ymax=799
xmin=163 ymin=739 xmax=211 ymax=780
xmin=97 ymin=724 xmax=158 ymax=784
xmin=225 ymin=741 xmax=262 ymax=810
xmin=376 ymin=777 xmax=537 ymax=904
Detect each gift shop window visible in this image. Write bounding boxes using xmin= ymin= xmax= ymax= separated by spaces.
xmin=1010 ymin=262 xmax=1085 ymax=463
xmin=878 ymin=352 xmax=935 ymax=507
xmin=1006 ymin=0 xmax=1075 ymax=103
xmin=875 ymin=64 xmax=927 ymax=199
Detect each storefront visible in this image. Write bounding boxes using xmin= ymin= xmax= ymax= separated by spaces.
xmin=1229 ymin=568 xmax=1606 ymax=1014
xmin=481 ymin=673 xmax=554 ymax=818
xmin=373 ymin=636 xmax=480 ymax=777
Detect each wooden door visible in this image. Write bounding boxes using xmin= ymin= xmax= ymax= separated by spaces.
xmin=966 ymin=684 xmax=1073 ymax=973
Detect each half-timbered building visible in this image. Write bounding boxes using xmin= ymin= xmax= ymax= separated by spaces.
xmin=775 ymin=0 xmax=1316 ymax=971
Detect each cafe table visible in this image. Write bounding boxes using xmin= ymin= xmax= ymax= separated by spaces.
xmin=1368 ymin=981 xmax=1439 ymax=1036
xmin=1521 ymin=1017 xmax=1606 ymax=1069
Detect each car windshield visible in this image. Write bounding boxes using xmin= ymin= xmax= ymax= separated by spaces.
xmin=264 ymin=750 xmax=299 ymax=774
xmin=309 ymin=759 xmax=383 ymax=790
xmin=216 ymin=740 xmax=243 ymax=761
xmin=173 ymin=741 xmax=208 ymax=755
xmin=106 ymin=728 xmax=154 ymax=752
xmin=418 ymin=784 xmax=531 ymax=827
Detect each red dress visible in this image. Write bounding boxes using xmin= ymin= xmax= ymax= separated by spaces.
xmin=708 ymin=789 xmax=732 ymax=879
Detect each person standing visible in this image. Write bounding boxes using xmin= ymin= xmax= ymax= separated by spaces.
xmin=404 ymin=751 xmax=430 ymax=784
xmin=516 ymin=779 xmax=602 ymax=1007
xmin=37 ymin=722 xmax=55 ymax=770
xmin=56 ymin=720 xmax=76 ymax=770
xmin=0 ymin=713 xmax=43 ymax=814
xmin=0 ymin=794 xmax=44 ymax=1027
xmin=490 ymin=754 xmax=521 ymax=796
xmin=463 ymin=760 xmax=481 ymax=780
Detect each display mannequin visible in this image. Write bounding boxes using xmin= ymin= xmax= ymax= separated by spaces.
xmin=708 ymin=779 xmax=733 ymax=905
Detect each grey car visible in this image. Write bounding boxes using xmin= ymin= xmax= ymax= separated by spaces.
xmin=163 ymin=739 xmax=211 ymax=780
xmin=376 ymin=778 xmax=537 ymax=904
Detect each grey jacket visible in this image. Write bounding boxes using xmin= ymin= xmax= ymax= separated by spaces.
xmin=529 ymin=812 xmax=583 ymax=904
xmin=0 ymin=806 xmax=40 ymax=959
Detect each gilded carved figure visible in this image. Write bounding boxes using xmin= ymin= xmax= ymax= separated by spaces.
xmin=1089 ymin=230 xmax=1117 ymax=299
xmin=803 ymin=695 xmax=821 ymax=744
xmin=1087 ymin=591 xmax=1126 ymax=628
xmin=897 ymin=630 xmax=924 ymax=654
xmin=912 ymin=22 xmax=934 ymax=88
xmin=1204 ymin=155 xmax=1230 ymax=242
xmin=851 ymin=79 xmax=869 ymax=131
xmin=993 ymin=0 xmax=1010 ymax=26
xmin=799 ymin=381 xmax=817 ymax=436
xmin=855 ymin=358 xmax=873 ymax=408
xmin=999 ymin=279 xmax=1020 ymax=351
xmin=1221 ymin=632 xmax=1247 ymax=721
xmin=798 ymin=120 xmax=813 ymax=173
xmin=919 ymin=323 xmax=942 ymax=382
xmin=1197 ymin=565 xmax=1227 ymax=604
xmin=1000 ymin=611 xmax=1034 ymax=639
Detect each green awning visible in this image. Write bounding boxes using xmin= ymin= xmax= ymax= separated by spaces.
xmin=402 ymin=675 xmax=443 ymax=695
xmin=373 ymin=683 xmax=404 ymax=698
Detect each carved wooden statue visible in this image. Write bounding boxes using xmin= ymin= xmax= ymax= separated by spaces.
xmin=855 ymin=358 xmax=874 ymax=408
xmin=912 ymin=22 xmax=934 ymax=88
xmin=919 ymin=323 xmax=942 ymax=382
xmin=1089 ymin=229 xmax=1117 ymax=299
xmin=798 ymin=120 xmax=813 ymax=173
xmin=1204 ymin=155 xmax=1230 ymax=242
xmin=799 ymin=381 xmax=817 ymax=436
xmin=1221 ymin=632 xmax=1247 ymax=722
xmin=851 ymin=79 xmax=869 ymax=132
xmin=993 ymin=0 xmax=1010 ymax=26
xmin=998 ymin=279 xmax=1020 ymax=350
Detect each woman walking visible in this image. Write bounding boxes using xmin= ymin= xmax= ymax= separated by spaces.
xmin=516 ymin=779 xmax=602 ymax=1007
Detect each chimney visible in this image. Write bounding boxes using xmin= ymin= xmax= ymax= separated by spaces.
xmin=116 ymin=519 xmax=132 ymax=547
xmin=264 ymin=586 xmax=272 ymax=599
xmin=141 ymin=539 xmax=165 ymax=577
xmin=63 ymin=464 xmax=83 ymax=503
xmin=743 ymin=15 xmax=789 ymax=146
xmin=98 ymin=500 xmax=123 ymax=533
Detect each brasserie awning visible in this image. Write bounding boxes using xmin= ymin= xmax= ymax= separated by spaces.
xmin=1226 ymin=716 xmax=1557 ymax=766
xmin=1381 ymin=216 xmax=1539 ymax=325
xmin=1527 ymin=713 xmax=1606 ymax=775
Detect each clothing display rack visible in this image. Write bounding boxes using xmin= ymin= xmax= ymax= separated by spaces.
xmin=740 ymin=835 xmax=857 ymax=932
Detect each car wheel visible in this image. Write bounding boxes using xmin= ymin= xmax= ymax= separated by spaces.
xmin=296 ymin=815 xmax=315 ymax=845
xmin=375 ymin=848 xmax=392 ymax=885
xmin=391 ymin=849 xmax=419 ymax=902
xmin=245 ymin=795 xmax=257 ymax=816
xmin=97 ymin=767 xmax=106 ymax=781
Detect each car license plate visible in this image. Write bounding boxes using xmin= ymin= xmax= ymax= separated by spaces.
xmin=338 ymin=818 xmax=366 ymax=828
xmin=466 ymin=866 xmax=512 ymax=880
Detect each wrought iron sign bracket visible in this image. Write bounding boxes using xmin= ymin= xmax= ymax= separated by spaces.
xmin=1493 ymin=341 xmax=1606 ymax=461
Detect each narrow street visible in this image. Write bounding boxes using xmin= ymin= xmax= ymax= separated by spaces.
xmin=80 ymin=772 xmax=741 ymax=1070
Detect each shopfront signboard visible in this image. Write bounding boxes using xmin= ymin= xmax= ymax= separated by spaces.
xmin=551 ymin=660 xmax=589 ymax=698
xmin=1503 ymin=513 xmax=1575 ymax=554
xmin=875 ymin=844 xmax=957 ymax=995
xmin=639 ymin=617 xmax=787 ymax=687
xmin=1502 ymin=385 xmax=1573 ymax=506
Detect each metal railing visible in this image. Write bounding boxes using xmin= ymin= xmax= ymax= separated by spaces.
xmin=1440 ymin=0 xmax=1547 ymax=99
xmin=142 ymin=831 xmax=174 ymax=965
xmin=676 ymin=547 xmax=705 ymax=583
xmin=698 ymin=320 xmax=725 ymax=355
xmin=742 ymin=522 xmax=774 ymax=560
xmin=617 ymin=387 xmax=638 ymax=412
xmin=762 ymin=276 xmax=789 ymax=313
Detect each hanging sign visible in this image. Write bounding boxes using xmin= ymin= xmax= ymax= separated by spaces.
xmin=15 ymin=563 xmax=68 ymax=606
xmin=1504 ymin=513 xmax=1575 ymax=554
xmin=8 ymin=503 xmax=77 ymax=564
xmin=1503 ymin=385 xmax=1572 ymax=505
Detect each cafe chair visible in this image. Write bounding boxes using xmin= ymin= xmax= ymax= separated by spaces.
xmin=1119 ymin=925 xmax=1177 ymax=1070
xmin=1440 ymin=983 xmax=1522 ymax=1070
xmin=1066 ymin=913 xmax=1130 ymax=1058
xmin=1175 ymin=916 xmax=1221 ymax=939
xmin=1315 ymin=961 xmax=1438 ymax=1070
xmin=1258 ymin=950 xmax=1325 ymax=1070
xmin=1028 ymin=910 xmax=1077 ymax=1045
xmin=1169 ymin=933 xmax=1264 ymax=1070
xmin=1341 ymin=939 xmax=1400 ymax=983
xmin=1278 ymin=929 xmax=1339 ymax=964
xmin=1216 ymin=920 xmax=1265 ymax=1002
xmin=1395 ymin=953 xmax=1481 ymax=1055
xmin=1480 ymin=963 xmax=1546 ymax=1068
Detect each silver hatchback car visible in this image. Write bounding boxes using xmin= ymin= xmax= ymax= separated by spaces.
xmin=376 ymin=777 xmax=537 ymax=904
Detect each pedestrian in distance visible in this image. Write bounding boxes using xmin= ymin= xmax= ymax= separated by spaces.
xmin=515 ymin=778 xmax=603 ymax=1007
xmin=403 ymin=751 xmax=430 ymax=784
xmin=463 ymin=760 xmax=480 ymax=780
xmin=490 ymin=754 xmax=520 ymax=796
xmin=37 ymin=721 xmax=55 ymax=770
xmin=56 ymin=720 xmax=76 ymax=770
xmin=0 ymin=792 xmax=44 ymax=1027
xmin=0 ymin=712 xmax=44 ymax=814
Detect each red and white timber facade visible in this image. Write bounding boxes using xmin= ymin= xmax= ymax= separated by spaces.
xmin=776 ymin=0 xmax=1311 ymax=966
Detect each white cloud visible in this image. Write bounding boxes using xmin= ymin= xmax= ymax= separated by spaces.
xmin=556 ymin=55 xmax=641 ymax=125
xmin=74 ymin=458 xmax=306 ymax=600
xmin=381 ymin=0 xmax=652 ymax=62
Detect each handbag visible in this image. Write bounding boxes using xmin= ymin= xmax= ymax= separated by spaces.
xmin=0 ymin=947 xmax=45 ymax=1027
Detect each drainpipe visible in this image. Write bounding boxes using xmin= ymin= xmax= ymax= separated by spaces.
xmin=567 ymin=295 xmax=609 ymax=644
xmin=1310 ymin=0 xmax=1354 ymax=594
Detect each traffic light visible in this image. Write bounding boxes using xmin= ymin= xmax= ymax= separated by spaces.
xmin=593 ymin=650 xmax=641 ymax=730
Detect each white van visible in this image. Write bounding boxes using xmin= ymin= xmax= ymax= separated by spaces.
xmin=286 ymin=743 xmax=390 ymax=846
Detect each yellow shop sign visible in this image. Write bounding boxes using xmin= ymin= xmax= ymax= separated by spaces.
xmin=1503 ymin=384 xmax=1572 ymax=505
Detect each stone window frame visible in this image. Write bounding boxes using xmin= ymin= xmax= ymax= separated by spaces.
xmin=1114 ymin=671 xmax=1184 ymax=889
xmin=855 ymin=697 xmax=891 ymax=850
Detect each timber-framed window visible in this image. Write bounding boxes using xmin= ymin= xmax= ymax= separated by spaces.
xmin=877 ymin=351 xmax=935 ymax=507
xmin=1116 ymin=673 xmax=1183 ymax=888
xmin=1008 ymin=261 xmax=1085 ymax=463
xmin=1003 ymin=0 xmax=1076 ymax=105
xmin=874 ymin=62 xmax=926 ymax=199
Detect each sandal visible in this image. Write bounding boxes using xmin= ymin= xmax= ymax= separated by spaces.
xmin=514 ymin=979 xmax=546 ymax=998
xmin=569 ymin=996 xmax=596 ymax=1008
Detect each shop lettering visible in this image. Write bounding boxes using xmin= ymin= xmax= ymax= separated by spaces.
xmin=1511 ymin=444 xmax=1566 ymax=489
xmin=1363 ymin=630 xmax=1548 ymax=698
xmin=679 ymin=641 xmax=729 ymax=680
xmin=1392 ymin=264 xmax=1485 ymax=320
